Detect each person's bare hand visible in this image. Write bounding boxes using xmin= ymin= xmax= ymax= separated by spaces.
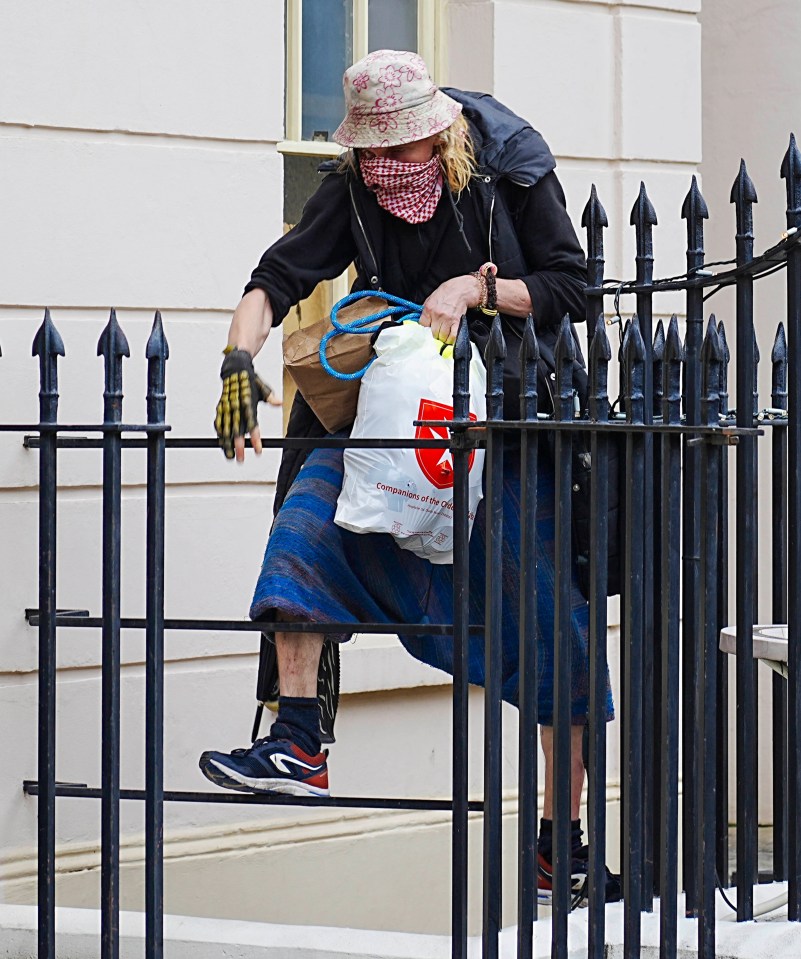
xmin=232 ymin=377 xmax=281 ymax=462
xmin=419 ymin=275 xmax=481 ymax=343
xmin=234 ymin=425 xmax=261 ymax=463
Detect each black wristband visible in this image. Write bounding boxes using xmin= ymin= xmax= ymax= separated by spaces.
xmin=484 ymin=269 xmax=497 ymax=312
xmin=220 ymin=348 xmax=255 ymax=379
xmin=479 ymin=262 xmax=498 ymax=316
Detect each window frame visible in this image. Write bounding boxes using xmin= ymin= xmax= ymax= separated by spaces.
xmin=280 ymin=0 xmax=445 ymax=157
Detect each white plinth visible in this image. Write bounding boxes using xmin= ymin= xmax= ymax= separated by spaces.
xmin=720 ymin=625 xmax=788 ymax=678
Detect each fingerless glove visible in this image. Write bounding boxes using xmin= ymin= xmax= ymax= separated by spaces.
xmin=214 ymin=348 xmax=274 ymax=459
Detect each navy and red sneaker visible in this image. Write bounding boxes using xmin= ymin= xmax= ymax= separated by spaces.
xmin=199 ymin=736 xmax=329 ymax=796
xmin=537 ymin=852 xmax=592 ymax=909
xmin=537 ymin=848 xmax=622 ymax=909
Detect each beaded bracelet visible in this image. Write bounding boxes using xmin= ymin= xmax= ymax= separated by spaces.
xmin=470 ymin=270 xmax=488 ymax=309
xmin=479 ymin=262 xmax=498 ymax=315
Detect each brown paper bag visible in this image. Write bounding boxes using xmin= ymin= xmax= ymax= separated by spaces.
xmin=282 ymin=296 xmax=386 ymax=433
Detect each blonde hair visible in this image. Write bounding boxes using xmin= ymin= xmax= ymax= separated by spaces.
xmin=339 ymin=114 xmax=477 ymax=194
xmin=435 ymin=113 xmax=476 ymax=194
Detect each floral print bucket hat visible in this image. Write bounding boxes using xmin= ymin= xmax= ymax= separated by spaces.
xmin=332 ymin=49 xmax=462 ymax=149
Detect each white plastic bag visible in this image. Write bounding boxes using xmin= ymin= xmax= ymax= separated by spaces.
xmin=334 ymin=322 xmax=486 ymax=563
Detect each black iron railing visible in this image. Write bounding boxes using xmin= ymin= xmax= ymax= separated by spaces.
xmin=7 ymin=136 xmax=801 ymax=959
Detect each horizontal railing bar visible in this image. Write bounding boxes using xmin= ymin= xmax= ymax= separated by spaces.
xmin=22 ymin=781 xmax=484 ymax=812
xmin=2 ymin=424 xmax=170 ymax=434
xmin=586 ymin=229 xmax=801 ymax=297
xmin=24 ymin=613 xmax=484 ymax=635
xmin=22 ymin=435 xmax=474 ymax=450
xmin=478 ymin=422 xmax=760 ymax=436
xmin=19 ymin=424 xmax=761 ymax=450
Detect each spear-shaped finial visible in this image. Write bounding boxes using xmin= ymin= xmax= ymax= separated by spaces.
xmin=701 ymin=315 xmax=722 ymax=361
xmin=32 ymin=308 xmax=66 ymax=424
xmin=582 ymin=184 xmax=609 ymax=287
xmin=653 ymin=318 xmax=666 ymax=355
xmin=453 ymin=316 xmax=471 ymax=422
xmin=717 ymin=320 xmax=730 ymax=416
xmin=752 ymin=327 xmax=761 ymax=420
xmin=663 ymin=316 xmax=683 ymax=425
xmin=717 ymin=320 xmax=730 ymax=365
xmin=652 ymin=319 xmax=665 ymax=415
xmin=623 ymin=314 xmax=646 ymax=362
xmin=681 ymin=175 xmax=709 ymax=259
xmin=618 ymin=317 xmax=631 ymax=414
xmin=519 ymin=313 xmax=540 ymax=422
xmin=780 ymin=133 xmax=801 ymax=230
xmin=588 ymin=314 xmax=611 ymax=423
xmin=619 ymin=317 xmax=631 ymax=357
xmin=97 ymin=308 xmax=130 ymax=424
xmin=701 ymin=316 xmax=722 ymax=427
xmin=771 ymin=322 xmax=788 ymax=412
xmin=623 ymin=314 xmax=646 ymax=424
xmin=630 ymin=182 xmax=658 ymax=284
xmin=484 ymin=314 xmax=506 ymax=420
xmin=730 ymin=159 xmax=758 ymax=242
xmin=145 ymin=311 xmax=169 ymax=425
xmin=554 ymin=314 xmax=576 ymax=421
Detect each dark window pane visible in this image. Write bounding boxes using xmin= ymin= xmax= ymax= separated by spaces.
xmin=283 ymin=153 xmax=328 ymax=224
xmin=368 ymin=0 xmax=417 ymax=54
xmin=301 ymin=0 xmax=353 ymax=141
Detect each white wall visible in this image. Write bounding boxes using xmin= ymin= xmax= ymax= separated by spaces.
xmin=701 ymin=0 xmax=801 ymax=826
xmin=1 ymin=0 xmax=700 ymax=935
xmin=0 ymin=0 xmax=291 ymax=886
xmin=0 ymin=2 xmax=535 ymax=929
xmin=448 ymin=0 xmax=702 ymax=324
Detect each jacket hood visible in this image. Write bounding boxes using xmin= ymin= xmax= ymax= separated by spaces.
xmin=441 ymin=87 xmax=556 ymax=186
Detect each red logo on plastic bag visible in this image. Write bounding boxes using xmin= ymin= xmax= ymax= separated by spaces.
xmin=414 ymin=399 xmax=477 ymax=490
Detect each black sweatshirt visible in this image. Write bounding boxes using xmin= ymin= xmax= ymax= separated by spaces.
xmin=245 ymin=163 xmax=588 ymax=506
xmin=244 ymin=167 xmax=587 ymax=341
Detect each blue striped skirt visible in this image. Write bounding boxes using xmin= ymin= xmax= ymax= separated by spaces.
xmin=250 ymin=446 xmax=614 ymax=725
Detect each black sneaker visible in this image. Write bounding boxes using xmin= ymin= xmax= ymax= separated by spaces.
xmin=573 ymin=845 xmax=622 ymax=903
xmin=199 ymin=736 xmax=329 ymax=796
xmin=537 ymin=847 xmax=622 ymax=909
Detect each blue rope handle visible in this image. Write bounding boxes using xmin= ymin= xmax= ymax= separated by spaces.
xmin=319 ymin=290 xmax=424 ymax=381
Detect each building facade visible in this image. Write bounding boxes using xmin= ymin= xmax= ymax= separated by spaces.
xmin=0 ymin=0 xmax=789 ymax=936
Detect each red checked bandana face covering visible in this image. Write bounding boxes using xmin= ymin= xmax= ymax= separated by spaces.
xmin=359 ymin=153 xmax=443 ymax=224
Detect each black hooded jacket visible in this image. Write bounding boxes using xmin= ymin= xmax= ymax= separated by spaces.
xmin=244 ymin=90 xmax=588 ymax=508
